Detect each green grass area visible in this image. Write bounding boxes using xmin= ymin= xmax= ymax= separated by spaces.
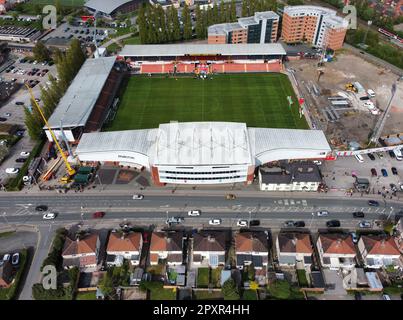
xmin=30 ymin=0 xmax=85 ymax=6
xmin=267 ymin=280 xmax=305 ymax=300
xmin=0 ymin=231 xmax=15 ymax=239
xmin=122 ymin=36 xmax=140 ymax=45
xmin=297 ymin=269 xmax=309 ymax=288
xmin=197 ymin=268 xmax=210 ymax=288
xmin=75 ymin=291 xmax=97 ymax=300
xmin=106 ymin=42 xmax=122 ymax=53
xmin=106 ymin=74 xmax=307 ymax=131
xmin=150 ymin=288 xmax=176 ymax=300
xmin=383 ymin=284 xmax=403 ymax=295
xmin=210 ymin=267 xmax=222 ymax=288
xmin=193 ymin=290 xmax=223 ymax=300
xmin=242 ymin=289 xmax=258 ymax=300
xmin=0 ymin=249 xmax=28 ymax=300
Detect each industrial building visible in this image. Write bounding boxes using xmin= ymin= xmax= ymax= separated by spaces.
xmin=85 ymin=0 xmax=146 ymax=19
xmin=0 ymin=26 xmax=41 ymax=43
xmin=75 ymin=122 xmax=331 ymax=186
xmin=281 ymin=5 xmax=348 ymax=50
xmin=207 ymin=11 xmax=280 ymax=45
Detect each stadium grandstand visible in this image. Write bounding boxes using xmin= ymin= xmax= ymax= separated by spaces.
xmin=85 ymin=0 xmax=146 ymax=18
xmin=75 ymin=122 xmax=331 ymax=186
xmin=119 ymin=43 xmax=286 ymax=74
xmin=45 ymin=56 xmax=125 ymax=143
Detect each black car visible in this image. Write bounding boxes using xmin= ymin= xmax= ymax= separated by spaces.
xmin=294 ymin=221 xmax=305 ymax=227
xmin=367 ymin=153 xmax=376 ymax=161
xmin=35 ymin=205 xmax=48 ymax=212
xmin=249 ymin=220 xmax=260 ymax=226
xmin=391 ymin=167 xmax=398 ymax=175
xmin=0 ymin=117 xmax=7 ymax=122
xmin=15 ymin=158 xmax=27 ymax=163
xmin=368 ymin=200 xmax=379 ymax=207
xmin=15 ymin=101 xmax=24 ymax=106
xmin=353 ymin=211 xmax=365 ymax=218
xmin=326 ymin=220 xmax=341 ymax=228
xmin=389 ymin=150 xmax=395 ymax=158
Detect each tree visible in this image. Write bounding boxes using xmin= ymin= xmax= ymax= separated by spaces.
xmin=182 ymin=3 xmax=192 ymax=40
xmin=212 ymin=4 xmax=219 ymax=24
xmin=99 ymin=272 xmax=115 ymax=298
xmin=195 ymin=6 xmax=204 ymax=39
xmin=219 ymin=1 xmax=226 ymax=23
xmin=33 ymin=41 xmax=50 ymax=62
xmin=230 ymin=0 xmax=237 ymax=22
xmin=11 ymin=12 xmax=19 ymax=21
xmin=242 ymin=0 xmax=249 ymax=17
xmin=55 ymin=0 xmax=62 ymax=16
xmin=24 ymin=107 xmax=43 ymax=141
xmin=171 ymin=7 xmax=181 ymax=42
xmin=222 ymin=278 xmax=240 ymax=300
xmin=287 ymin=0 xmax=304 ymax=5
xmin=137 ymin=4 xmax=147 ymax=43
xmin=67 ymin=16 xmax=75 ymax=26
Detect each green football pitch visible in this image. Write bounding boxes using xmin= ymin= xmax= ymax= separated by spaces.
xmin=105 ymin=73 xmax=308 ymax=131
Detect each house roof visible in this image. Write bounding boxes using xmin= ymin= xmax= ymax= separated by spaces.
xmin=62 ymin=233 xmax=99 ymax=256
xmin=235 ymin=232 xmax=268 ymax=253
xmin=360 ymin=235 xmax=401 ymax=256
xmin=150 ymin=231 xmax=182 ymax=252
xmin=318 ymin=233 xmax=356 ymax=255
xmin=278 ymin=233 xmax=313 ymax=254
xmin=107 ymin=232 xmax=142 ymax=252
xmin=193 ymin=231 xmax=226 ymax=252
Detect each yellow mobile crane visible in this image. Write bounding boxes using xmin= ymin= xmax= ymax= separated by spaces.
xmin=25 ymin=83 xmax=76 ymax=177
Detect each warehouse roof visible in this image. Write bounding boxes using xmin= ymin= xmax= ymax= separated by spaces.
xmin=120 ymin=43 xmax=287 ymax=57
xmin=46 ymin=56 xmax=116 ymax=129
xmin=85 ymin=0 xmax=132 ymax=15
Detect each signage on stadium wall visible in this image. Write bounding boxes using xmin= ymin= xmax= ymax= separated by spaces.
xmin=81 ymin=16 xmax=95 ymax=22
xmin=333 ymin=144 xmax=402 ymax=157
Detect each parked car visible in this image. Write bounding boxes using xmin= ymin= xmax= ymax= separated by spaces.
xmin=377 ymin=152 xmax=384 ymax=159
xmin=0 ymin=117 xmax=7 ymax=122
xmin=5 ymin=168 xmax=19 ymax=174
xmin=11 ymin=253 xmax=19 ymax=265
xmin=284 ymin=220 xmax=295 ymax=227
xmin=382 ymin=294 xmax=391 ymax=300
xmin=187 ymin=210 xmax=201 ymax=217
xmin=2 ymin=253 xmax=10 ymax=262
xmin=249 ymin=220 xmax=260 ymax=226
xmin=351 ymin=232 xmax=358 ymax=243
xmin=294 ymin=221 xmax=305 ymax=227
xmin=353 ymin=211 xmax=365 ymax=218
xmin=43 ymin=212 xmax=57 ymax=220
xmin=359 ymin=221 xmax=372 ymax=228
xmin=93 ymin=211 xmax=105 ymax=219
xmin=371 ymin=168 xmax=377 ymax=177
xmin=381 ymin=169 xmax=388 ymax=177
xmin=237 ymin=220 xmax=248 ymax=227
xmin=209 ymin=219 xmax=221 ymax=225
xmin=4 ymin=113 xmax=11 ymax=117
xmin=132 ymin=194 xmax=144 ymax=200
xmin=326 ymin=220 xmax=341 ymax=228
xmin=367 ymin=153 xmax=376 ymax=161
xmin=35 ymin=205 xmax=48 ymax=212
xmin=20 ymin=151 xmax=30 ymax=157
xmin=225 ymin=194 xmax=236 ymax=200
xmin=389 ymin=150 xmax=396 ymax=158
xmin=368 ymin=200 xmax=379 ymax=207
xmin=391 ymin=167 xmax=398 ymax=175
xmin=317 ymin=211 xmax=329 ymax=217
xmin=15 ymin=101 xmax=24 ymax=106
xmin=390 ymin=184 xmax=398 ymax=192
xmin=354 ymin=154 xmax=364 ymax=163
xmin=15 ymin=158 xmax=27 ymax=163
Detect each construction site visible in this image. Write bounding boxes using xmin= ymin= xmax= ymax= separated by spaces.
xmin=288 ymin=52 xmax=403 ymax=150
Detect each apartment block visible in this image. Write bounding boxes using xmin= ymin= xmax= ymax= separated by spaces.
xmin=208 ymin=11 xmax=279 ymax=44
xmin=281 ymin=5 xmax=348 ymax=50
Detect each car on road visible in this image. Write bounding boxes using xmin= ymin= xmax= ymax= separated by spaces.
xmin=326 ymin=220 xmax=341 ymax=228
xmin=353 ymin=211 xmax=365 ymax=218
xmin=35 ymin=205 xmax=48 ymax=212
xmin=381 ymin=169 xmax=388 ymax=177
xmin=354 ymin=154 xmax=364 ymax=163
xmin=15 ymin=101 xmax=24 ymax=106
xmin=249 ymin=220 xmax=260 ymax=226
xmin=225 ymin=194 xmax=236 ymax=200
xmin=132 ymin=194 xmax=144 ymax=200
xmin=209 ymin=219 xmax=221 ymax=225
xmin=188 ymin=210 xmax=201 ymax=216
xmin=4 ymin=113 xmax=11 ymax=117
xmin=43 ymin=212 xmax=57 ymax=220
xmin=2 ymin=253 xmax=10 ymax=262
xmin=317 ymin=211 xmax=329 ymax=217
xmin=391 ymin=167 xmax=398 ymax=175
xmin=0 ymin=117 xmax=7 ymax=122
xmin=359 ymin=221 xmax=372 ymax=228
xmin=284 ymin=220 xmax=295 ymax=227
xmin=237 ymin=220 xmax=248 ymax=227
xmin=20 ymin=151 xmax=30 ymax=157
xmin=166 ymin=216 xmax=183 ymax=225
xmin=93 ymin=211 xmax=105 ymax=219
xmin=15 ymin=158 xmax=27 ymax=163
xmin=368 ymin=200 xmax=379 ymax=207
xmin=5 ymin=168 xmax=19 ymax=174
xmin=370 ymin=168 xmax=377 ymax=177
xmin=367 ymin=153 xmax=376 ymax=161
xmin=294 ymin=221 xmax=306 ymax=227
xmin=382 ymin=294 xmax=391 ymax=300
xmin=11 ymin=253 xmax=19 ymax=265
xmin=351 ymin=232 xmax=358 ymax=243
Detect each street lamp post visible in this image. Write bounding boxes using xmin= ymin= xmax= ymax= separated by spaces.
xmin=309 ymin=212 xmax=315 ymax=229
xmin=387 ymin=206 xmax=394 ymax=221
xmin=248 ymin=211 xmax=252 ymax=226
xmin=80 ymin=205 xmax=84 ymax=224
xmin=96 ymin=174 xmax=103 ymax=191
xmin=2 ymin=212 xmax=8 ymax=224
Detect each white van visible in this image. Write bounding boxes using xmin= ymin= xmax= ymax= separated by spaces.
xmin=367 ymin=89 xmax=376 ymax=98
xmin=354 ymin=154 xmax=364 ymax=163
xmin=393 ymin=148 xmax=403 ymax=161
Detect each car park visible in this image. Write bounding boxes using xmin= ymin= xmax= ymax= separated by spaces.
xmin=367 ymin=153 xmax=375 ymax=161
xmin=237 ymin=220 xmax=248 ymax=227
xmin=209 ymin=219 xmax=221 ymax=225
xmin=93 ymin=211 xmax=105 ymax=219
xmin=317 ymin=211 xmax=329 ymax=217
xmin=381 ymin=169 xmax=388 ymax=177
xmin=132 ymin=194 xmax=144 ymax=200
xmin=371 ymin=168 xmax=377 ymax=176
xmin=391 ymin=167 xmax=398 ymax=175
xmin=326 ymin=220 xmax=341 ymax=227
xmin=43 ymin=212 xmax=57 ymax=220
xmin=368 ymin=200 xmax=379 ymax=207
xmin=359 ymin=221 xmax=372 ymax=228
xmin=5 ymin=168 xmax=19 ymax=174
xmin=11 ymin=253 xmax=19 ymax=265
xmin=353 ymin=211 xmax=365 ymax=218
xmin=351 ymin=232 xmax=358 ymax=243
xmin=188 ymin=210 xmax=201 ymax=216
xmin=35 ymin=205 xmax=48 ymax=212
xmin=354 ymin=154 xmax=364 ymax=163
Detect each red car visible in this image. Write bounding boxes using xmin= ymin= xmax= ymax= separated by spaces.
xmin=92 ymin=211 xmax=105 ymax=219
xmin=371 ymin=168 xmax=377 ymax=177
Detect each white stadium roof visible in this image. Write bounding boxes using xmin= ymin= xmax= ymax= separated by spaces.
xmin=120 ymin=43 xmax=287 ymax=57
xmin=85 ymin=0 xmax=132 ymax=15
xmin=46 ymin=56 xmax=116 ymax=129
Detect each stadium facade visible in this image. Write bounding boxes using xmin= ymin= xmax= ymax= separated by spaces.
xmin=85 ymin=0 xmax=146 ymax=18
xmin=75 ymin=122 xmax=331 ymax=186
